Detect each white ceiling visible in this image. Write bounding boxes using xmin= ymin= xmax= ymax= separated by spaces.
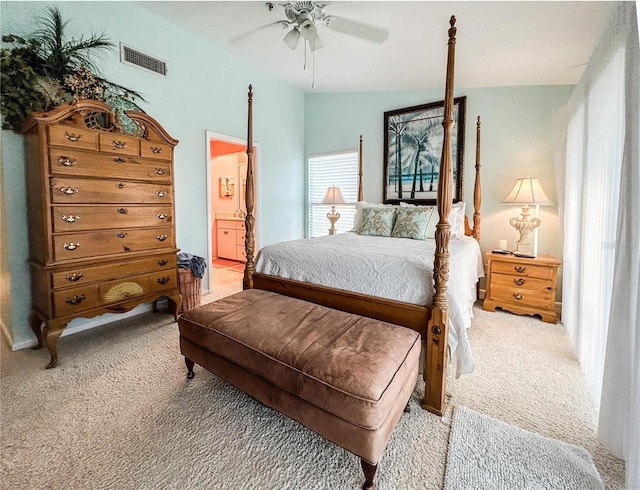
xmin=137 ymin=1 xmax=615 ymax=92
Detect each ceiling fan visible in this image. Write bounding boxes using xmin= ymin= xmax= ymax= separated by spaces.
xmin=230 ymin=1 xmax=390 ymax=52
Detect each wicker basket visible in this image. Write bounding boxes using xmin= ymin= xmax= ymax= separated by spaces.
xmin=177 ymin=268 xmax=201 ymax=314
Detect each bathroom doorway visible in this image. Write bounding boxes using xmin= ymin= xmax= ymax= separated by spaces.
xmin=205 ymin=130 xmax=260 ymax=298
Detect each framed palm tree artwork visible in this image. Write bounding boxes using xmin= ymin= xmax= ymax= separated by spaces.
xmin=383 ymin=96 xmax=466 ymax=204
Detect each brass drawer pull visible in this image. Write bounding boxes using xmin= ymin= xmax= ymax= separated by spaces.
xmin=155 ymin=190 xmax=167 ymax=198
xmin=117 ymin=232 xmax=127 ymax=238
xmin=157 ymin=259 xmax=169 ymax=266
xmin=58 ymin=156 xmax=77 ymax=167
xmin=64 ymin=132 xmax=82 ymax=142
xmin=113 ymin=157 xmax=126 ymax=164
xmin=155 ymin=168 xmax=166 ymax=175
xmin=116 ymin=208 xmax=128 ymax=214
xmin=150 ymin=146 xmax=162 ymax=154
xmin=65 ymin=272 xmax=84 ymax=282
xmin=156 ymin=235 xmax=168 ymax=241
xmin=116 ymin=183 xmax=127 ymax=189
xmin=63 ymin=242 xmax=80 ymax=251
xmin=223 ymin=230 xmax=229 ymax=235
xmin=514 ymin=266 xmax=527 ymax=273
xmin=62 ymin=214 xmax=80 ymax=223
xmin=112 ymin=140 xmax=127 ymax=149
xmin=157 ymin=213 xmax=168 ymax=220
xmin=65 ymin=294 xmax=86 ymax=305
xmin=513 ymin=293 xmax=524 ymax=300
xmin=157 ymin=276 xmax=171 ymax=285
xmin=514 ymin=278 xmax=526 ymax=286
xmin=60 ymin=186 xmax=79 ymax=195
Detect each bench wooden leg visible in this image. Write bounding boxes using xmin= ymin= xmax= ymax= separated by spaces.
xmin=185 ymin=357 xmax=195 ymax=379
xmin=361 ymin=459 xmax=377 ymax=490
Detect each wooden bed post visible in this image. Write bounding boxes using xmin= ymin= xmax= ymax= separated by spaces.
xmin=473 ymin=116 xmax=482 ymax=240
xmin=243 ymin=85 xmax=256 ymax=290
xmin=423 ymin=16 xmax=457 ymax=415
xmin=358 ymin=135 xmax=364 ymax=202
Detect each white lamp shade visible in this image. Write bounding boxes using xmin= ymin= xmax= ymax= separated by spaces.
xmin=502 ymin=177 xmax=553 ymax=205
xmin=283 ymin=27 xmax=300 ymax=50
xmin=321 ymin=186 xmax=347 ymax=205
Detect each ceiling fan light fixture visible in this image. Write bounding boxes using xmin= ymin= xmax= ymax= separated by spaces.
xmin=300 ymin=19 xmax=317 ymax=41
xmin=309 ymin=34 xmax=323 ymax=52
xmin=283 ymin=27 xmax=300 ymax=50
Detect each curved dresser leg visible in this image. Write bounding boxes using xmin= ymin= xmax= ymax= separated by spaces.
xmin=29 ymin=311 xmax=45 ymax=350
xmin=43 ymin=324 xmax=65 ymax=369
xmin=361 ymin=459 xmax=377 ymax=490
xmin=167 ymin=292 xmax=183 ymax=320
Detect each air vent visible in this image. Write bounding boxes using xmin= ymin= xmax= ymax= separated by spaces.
xmin=120 ymin=43 xmax=167 ymax=76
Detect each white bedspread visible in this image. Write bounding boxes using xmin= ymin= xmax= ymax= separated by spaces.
xmin=255 ymin=232 xmax=484 ymax=376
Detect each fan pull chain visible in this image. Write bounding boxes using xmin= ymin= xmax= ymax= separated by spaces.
xmin=312 ymin=49 xmax=316 ymax=89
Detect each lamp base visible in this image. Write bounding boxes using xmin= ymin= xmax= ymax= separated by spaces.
xmin=327 ymin=206 xmax=340 ymax=236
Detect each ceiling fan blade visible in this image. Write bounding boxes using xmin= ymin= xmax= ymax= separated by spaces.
xmin=230 ymin=21 xmax=289 ymax=45
xmin=325 ymin=15 xmax=389 ymax=44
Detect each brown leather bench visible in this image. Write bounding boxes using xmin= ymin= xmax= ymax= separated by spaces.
xmin=178 ymin=289 xmax=420 ymax=489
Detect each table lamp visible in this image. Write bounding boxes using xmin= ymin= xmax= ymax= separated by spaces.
xmin=321 ymin=186 xmax=347 ymax=235
xmin=502 ymin=177 xmax=552 ymax=257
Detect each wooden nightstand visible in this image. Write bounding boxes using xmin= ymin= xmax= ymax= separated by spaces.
xmin=483 ymin=251 xmax=561 ymax=323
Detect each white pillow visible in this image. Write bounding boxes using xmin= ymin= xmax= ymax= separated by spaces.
xmin=351 ymin=201 xmax=396 ymax=232
xmin=400 ymin=201 xmax=466 ymax=238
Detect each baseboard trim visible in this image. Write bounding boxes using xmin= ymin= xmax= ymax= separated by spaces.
xmin=9 ymin=298 xmax=169 ymax=351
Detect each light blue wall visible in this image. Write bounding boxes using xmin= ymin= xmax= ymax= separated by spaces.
xmin=1 ymin=1 xmax=573 ymax=349
xmin=1 ymin=1 xmax=306 ymax=347
xmin=304 ymin=86 xmax=573 ymax=277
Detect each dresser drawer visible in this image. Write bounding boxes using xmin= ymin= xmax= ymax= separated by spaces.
xmin=51 ymin=254 xmax=177 ymax=289
xmin=98 ymin=133 xmax=139 ymax=156
xmin=53 ymin=284 xmax=101 ymax=317
xmin=149 ymin=269 xmax=177 ymax=293
xmin=48 ymin=125 xmax=98 ymax=151
xmin=53 ymin=227 xmax=174 ymax=260
xmin=140 ymin=141 xmax=172 ymax=161
xmin=49 ymin=148 xmax=171 ymax=182
xmin=490 ymin=261 xmax=554 ymax=280
xmin=51 ymin=177 xmax=172 ymax=204
xmin=52 ymin=205 xmax=173 ymax=232
xmin=53 ymin=273 xmax=154 ymax=316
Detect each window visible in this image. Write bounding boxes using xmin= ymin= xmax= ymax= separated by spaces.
xmin=308 ymin=150 xmax=358 ymax=237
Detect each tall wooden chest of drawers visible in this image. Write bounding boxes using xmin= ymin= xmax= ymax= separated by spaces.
xmin=483 ymin=251 xmax=561 ymax=323
xmin=21 ymin=100 xmax=182 ymax=368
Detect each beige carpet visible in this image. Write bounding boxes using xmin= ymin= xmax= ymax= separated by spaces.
xmin=0 ymin=285 xmax=625 ymax=488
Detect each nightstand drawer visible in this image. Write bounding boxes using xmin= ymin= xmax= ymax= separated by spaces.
xmin=490 ymin=273 xmax=554 ymax=293
xmin=491 ymin=261 xmax=554 ymax=280
xmin=489 ymin=284 xmax=554 ymax=309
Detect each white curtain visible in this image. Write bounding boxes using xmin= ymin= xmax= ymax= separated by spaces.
xmin=558 ymin=3 xmax=639 ymax=487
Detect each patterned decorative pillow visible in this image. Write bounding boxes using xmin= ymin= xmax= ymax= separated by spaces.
xmin=391 ymin=207 xmax=434 ymax=240
xmin=401 ymin=201 xmax=466 ymax=238
xmin=358 ymin=207 xmax=397 ymax=236
xmin=351 ymin=201 xmax=396 ymax=232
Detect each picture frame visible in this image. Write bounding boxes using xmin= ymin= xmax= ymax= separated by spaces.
xmin=383 ymin=96 xmax=466 ymax=204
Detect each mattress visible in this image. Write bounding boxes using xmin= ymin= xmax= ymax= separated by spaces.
xmin=255 ymin=232 xmax=484 ymax=376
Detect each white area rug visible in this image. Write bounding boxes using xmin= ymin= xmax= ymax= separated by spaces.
xmin=444 ymin=406 xmax=605 ymax=490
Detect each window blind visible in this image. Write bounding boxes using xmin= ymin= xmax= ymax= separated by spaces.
xmin=308 ymin=151 xmax=358 ymax=237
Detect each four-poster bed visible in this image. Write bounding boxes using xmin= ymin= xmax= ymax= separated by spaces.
xmin=241 ymin=17 xmax=481 ymax=416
